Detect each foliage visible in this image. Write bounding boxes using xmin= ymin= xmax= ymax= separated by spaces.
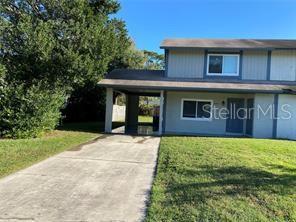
xmin=143 ymin=50 xmax=165 ymax=70
xmin=61 ymin=82 xmax=106 ymax=122
xmin=146 ymin=137 xmax=296 ymax=222
xmin=109 ymin=41 xmax=146 ymax=70
xmin=139 ymin=103 xmax=155 ymax=116
xmin=0 ymin=82 xmax=66 ymax=138
xmin=0 ymin=0 xmax=130 ymax=89
xmin=0 ymin=0 xmax=133 ymax=133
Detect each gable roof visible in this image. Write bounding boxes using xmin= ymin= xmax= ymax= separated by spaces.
xmin=160 ymin=39 xmax=296 ymax=49
xmin=98 ymin=69 xmax=296 ymax=94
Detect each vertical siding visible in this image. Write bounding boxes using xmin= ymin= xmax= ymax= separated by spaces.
xmin=270 ymin=50 xmax=296 ymax=81
xmin=164 ymin=91 xmax=253 ymax=136
xmin=242 ymin=50 xmax=268 ymax=80
xmin=252 ymin=94 xmax=274 ymax=138
xmin=277 ymin=94 xmax=296 ymax=140
xmin=168 ymin=49 xmax=204 ymax=78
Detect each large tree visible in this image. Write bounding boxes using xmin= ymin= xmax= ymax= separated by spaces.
xmin=0 ymin=0 xmax=133 ymax=136
xmin=0 ymin=0 xmax=131 ymax=89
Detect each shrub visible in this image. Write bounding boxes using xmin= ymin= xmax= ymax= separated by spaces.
xmin=139 ymin=103 xmax=155 ymax=116
xmin=61 ymin=82 xmax=105 ymax=122
xmin=0 ymin=82 xmax=66 ymax=139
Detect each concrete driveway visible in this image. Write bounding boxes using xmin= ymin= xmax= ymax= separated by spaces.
xmin=0 ymin=134 xmax=160 ymax=222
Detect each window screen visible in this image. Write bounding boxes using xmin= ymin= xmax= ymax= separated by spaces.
xmin=182 ymin=100 xmax=212 ymax=119
xmin=182 ymin=100 xmax=196 ymax=118
xmin=208 ymin=54 xmax=239 ymax=75
xmin=196 ymin=101 xmax=212 ymax=118
xmin=209 ymin=56 xmax=223 ymax=73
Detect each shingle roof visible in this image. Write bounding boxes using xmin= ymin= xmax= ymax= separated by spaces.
xmin=98 ymin=69 xmax=296 ymax=93
xmin=160 ymin=39 xmax=296 ymax=49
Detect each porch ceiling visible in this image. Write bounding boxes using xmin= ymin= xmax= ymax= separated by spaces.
xmin=98 ymin=69 xmax=296 ymax=94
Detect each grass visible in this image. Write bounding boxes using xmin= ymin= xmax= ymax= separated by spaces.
xmin=146 ymin=137 xmax=296 ymax=222
xmin=0 ymin=121 xmax=123 ymax=178
xmin=138 ymin=115 xmax=153 ymax=123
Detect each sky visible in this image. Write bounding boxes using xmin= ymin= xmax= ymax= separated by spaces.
xmin=115 ymin=0 xmax=296 ymax=53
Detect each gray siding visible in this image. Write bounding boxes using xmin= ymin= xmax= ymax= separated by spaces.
xmin=166 ymin=48 xmax=296 ymax=81
xmin=167 ymin=49 xmax=204 ymax=78
xmin=164 ymin=91 xmax=252 ymax=135
xmin=252 ymin=94 xmax=274 ymax=138
xmin=270 ymin=50 xmax=296 ymax=81
xmin=277 ymin=94 xmax=296 ymax=140
xmin=242 ymin=51 xmax=268 ymax=80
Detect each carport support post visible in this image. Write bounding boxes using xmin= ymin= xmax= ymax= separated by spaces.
xmin=159 ymin=90 xmax=164 ymax=135
xmin=105 ymin=88 xmax=113 ymax=133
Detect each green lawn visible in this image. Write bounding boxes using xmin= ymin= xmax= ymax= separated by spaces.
xmin=146 ymin=137 xmax=296 ymax=222
xmin=0 ymin=122 xmax=117 ymax=178
xmin=138 ymin=115 xmax=153 ymax=123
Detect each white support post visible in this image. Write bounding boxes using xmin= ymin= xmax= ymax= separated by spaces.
xmin=158 ymin=90 xmax=164 ymax=135
xmin=105 ymin=88 xmax=113 ymax=133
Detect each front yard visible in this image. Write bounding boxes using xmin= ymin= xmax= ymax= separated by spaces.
xmin=146 ymin=137 xmax=296 ymax=222
xmin=0 ymin=122 xmax=104 ymax=178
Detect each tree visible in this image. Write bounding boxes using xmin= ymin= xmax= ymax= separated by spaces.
xmin=0 ymin=0 xmax=132 ymax=136
xmin=143 ymin=50 xmax=164 ymax=70
xmin=0 ymin=0 xmax=131 ymax=89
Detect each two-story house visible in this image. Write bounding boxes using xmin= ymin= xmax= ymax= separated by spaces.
xmin=98 ymin=39 xmax=296 ymax=140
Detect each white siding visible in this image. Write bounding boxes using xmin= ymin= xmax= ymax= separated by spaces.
xmin=270 ymin=50 xmax=296 ymax=81
xmin=276 ymin=94 xmax=296 ymax=140
xmin=242 ymin=50 xmax=268 ymax=80
xmin=252 ymin=94 xmax=274 ymax=138
xmin=167 ymin=49 xmax=204 ymax=78
xmin=164 ymin=91 xmax=252 ymax=135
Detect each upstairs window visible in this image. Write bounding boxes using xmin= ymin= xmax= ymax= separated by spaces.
xmin=207 ymin=54 xmax=239 ymax=76
xmin=181 ymin=99 xmax=213 ymax=120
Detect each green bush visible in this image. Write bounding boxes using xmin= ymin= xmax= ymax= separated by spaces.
xmin=0 ymin=81 xmax=66 ymax=139
xmin=139 ymin=103 xmax=155 ymax=116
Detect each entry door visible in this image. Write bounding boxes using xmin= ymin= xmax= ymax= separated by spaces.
xmin=226 ymin=98 xmax=245 ymax=134
xmin=246 ymin=99 xmax=254 ymax=136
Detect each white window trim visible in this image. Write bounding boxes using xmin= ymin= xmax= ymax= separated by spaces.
xmin=207 ymin=54 xmax=240 ymax=76
xmin=180 ymin=98 xmax=213 ymax=121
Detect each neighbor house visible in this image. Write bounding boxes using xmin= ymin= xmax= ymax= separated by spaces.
xmin=98 ymin=39 xmax=296 ymax=140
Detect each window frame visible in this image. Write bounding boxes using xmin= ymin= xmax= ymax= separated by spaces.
xmin=207 ymin=53 xmax=240 ymax=76
xmin=180 ymin=98 xmax=213 ymax=121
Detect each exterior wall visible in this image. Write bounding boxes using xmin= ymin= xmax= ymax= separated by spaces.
xmin=252 ymin=94 xmax=274 ymax=138
xmin=167 ymin=49 xmax=204 ymax=78
xmin=242 ymin=50 xmax=268 ymax=80
xmin=166 ymin=48 xmax=296 ymax=82
xmin=164 ymin=91 xmax=252 ymax=135
xmin=276 ymin=94 xmax=296 ymax=140
xmin=270 ymin=50 xmax=296 ymax=81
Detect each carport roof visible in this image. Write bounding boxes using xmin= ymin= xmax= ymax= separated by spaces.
xmin=98 ymin=69 xmax=296 ymax=94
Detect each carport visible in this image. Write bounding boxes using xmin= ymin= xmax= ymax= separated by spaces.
xmin=104 ymin=88 xmax=164 ymax=135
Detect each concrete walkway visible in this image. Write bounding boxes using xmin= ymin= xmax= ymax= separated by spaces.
xmin=0 ymin=134 xmax=160 ymax=222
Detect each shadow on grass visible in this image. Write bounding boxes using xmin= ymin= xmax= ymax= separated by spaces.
xmin=58 ymin=121 xmax=124 ymax=134
xmin=165 ymin=164 xmax=296 ymax=205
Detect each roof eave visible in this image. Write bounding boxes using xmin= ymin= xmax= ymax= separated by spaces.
xmin=97 ymin=82 xmax=285 ymax=94
xmin=160 ymin=46 xmax=296 ymax=50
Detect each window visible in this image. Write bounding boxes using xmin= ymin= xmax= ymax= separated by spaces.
xmin=207 ymin=54 xmax=239 ymax=76
xmin=181 ymin=99 xmax=213 ymax=120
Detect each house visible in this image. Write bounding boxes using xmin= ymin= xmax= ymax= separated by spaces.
xmin=98 ymin=39 xmax=296 ymax=140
